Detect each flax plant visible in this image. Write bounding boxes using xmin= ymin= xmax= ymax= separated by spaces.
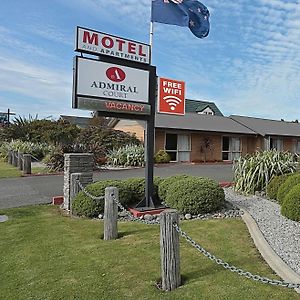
xmin=234 ymin=150 xmax=297 ymax=195
xmin=106 ymin=144 xmax=145 ymax=167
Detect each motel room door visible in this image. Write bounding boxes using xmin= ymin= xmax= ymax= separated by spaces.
xmin=165 ymin=133 xmax=191 ymax=162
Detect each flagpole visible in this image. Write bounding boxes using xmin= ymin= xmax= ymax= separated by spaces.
xmin=149 ymin=21 xmax=154 ymax=64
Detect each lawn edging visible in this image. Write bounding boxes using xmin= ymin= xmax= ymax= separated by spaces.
xmin=241 ymin=208 xmax=300 ymax=293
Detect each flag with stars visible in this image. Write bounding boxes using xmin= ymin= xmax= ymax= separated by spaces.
xmin=151 ymin=0 xmax=210 ymax=38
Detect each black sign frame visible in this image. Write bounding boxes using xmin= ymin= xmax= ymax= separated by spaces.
xmin=72 ymin=49 xmax=157 ymax=208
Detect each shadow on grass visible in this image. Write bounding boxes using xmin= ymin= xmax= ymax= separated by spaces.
xmin=99 ymin=227 xmax=156 ymax=240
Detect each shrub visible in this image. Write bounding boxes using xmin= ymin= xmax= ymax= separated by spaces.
xmin=281 ymin=183 xmax=300 ymax=222
xmin=2 ymin=116 xmax=80 ymax=145
xmin=0 ymin=140 xmax=55 ymax=160
xmin=266 ymin=174 xmax=291 ymax=201
xmin=165 ymin=177 xmax=225 ymax=214
xmin=158 ymin=175 xmax=195 ymax=201
xmin=277 ymin=174 xmax=300 ymax=204
xmin=77 ymin=127 xmax=141 ymax=153
xmin=123 ymin=177 xmax=162 ymax=204
xmin=72 ymin=180 xmax=131 ymax=217
xmin=154 ymin=150 xmax=171 ymax=163
xmin=234 ymin=150 xmax=297 ymax=194
xmin=106 ymin=144 xmax=145 ymax=167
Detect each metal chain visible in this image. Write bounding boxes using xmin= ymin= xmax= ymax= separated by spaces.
xmin=76 ymin=180 xmax=105 ymax=201
xmin=76 ymin=180 xmax=157 ymax=225
xmin=173 ymin=224 xmax=300 ymax=289
xmin=76 ymin=181 xmax=300 ymax=289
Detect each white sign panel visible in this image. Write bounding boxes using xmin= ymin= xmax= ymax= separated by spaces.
xmin=76 ymin=57 xmax=149 ymax=103
xmin=76 ymin=27 xmax=150 ymax=64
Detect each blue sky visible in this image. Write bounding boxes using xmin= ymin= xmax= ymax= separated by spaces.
xmin=0 ymin=0 xmax=300 ymax=121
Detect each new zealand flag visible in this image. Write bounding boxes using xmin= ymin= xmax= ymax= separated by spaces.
xmin=151 ymin=0 xmax=210 ymax=38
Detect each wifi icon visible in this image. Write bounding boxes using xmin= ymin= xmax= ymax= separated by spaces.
xmin=163 ymin=95 xmax=182 ymax=111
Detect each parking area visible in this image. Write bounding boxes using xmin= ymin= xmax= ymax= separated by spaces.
xmin=0 ymin=163 xmax=234 ymax=209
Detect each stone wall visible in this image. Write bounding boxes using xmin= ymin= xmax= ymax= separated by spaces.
xmin=63 ymin=153 xmax=93 ymax=210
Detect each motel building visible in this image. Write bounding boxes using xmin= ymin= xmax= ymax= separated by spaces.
xmin=108 ymin=99 xmax=300 ymax=163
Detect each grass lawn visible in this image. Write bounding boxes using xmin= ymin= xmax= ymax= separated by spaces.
xmin=0 ymin=160 xmax=52 ymax=178
xmin=0 ymin=205 xmax=299 ymax=300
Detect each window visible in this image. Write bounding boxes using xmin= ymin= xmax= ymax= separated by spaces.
xmin=165 ymin=133 xmax=191 ymax=162
xmin=198 ymin=107 xmax=215 ymax=115
xmin=165 ymin=133 xmax=177 ymax=161
xmin=222 ymin=137 xmax=241 ymax=161
xmin=270 ymin=138 xmax=283 ymax=151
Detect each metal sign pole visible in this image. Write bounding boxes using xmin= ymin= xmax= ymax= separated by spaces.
xmin=145 ymin=66 xmax=156 ymax=208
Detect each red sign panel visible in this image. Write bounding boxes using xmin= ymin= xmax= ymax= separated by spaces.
xmin=158 ymin=77 xmax=185 ymax=115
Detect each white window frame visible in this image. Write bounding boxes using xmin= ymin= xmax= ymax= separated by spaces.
xmin=164 ymin=132 xmax=191 ymax=162
xmin=222 ymin=136 xmax=242 ymax=161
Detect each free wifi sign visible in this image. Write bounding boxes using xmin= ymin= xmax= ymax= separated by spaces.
xmin=158 ymin=77 xmax=185 ymax=115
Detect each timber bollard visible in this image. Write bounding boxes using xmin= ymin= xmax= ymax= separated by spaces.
xmin=160 ymin=209 xmax=181 ymax=291
xmin=23 ymin=154 xmax=31 ymax=175
xmin=12 ymin=151 xmax=18 ymax=167
xmin=18 ymin=151 xmax=23 ymax=170
xmin=104 ymin=187 xmax=118 ymax=241
xmin=8 ymin=150 xmax=12 ymax=165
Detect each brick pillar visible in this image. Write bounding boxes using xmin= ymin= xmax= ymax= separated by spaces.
xmin=63 ymin=153 xmax=93 ymax=210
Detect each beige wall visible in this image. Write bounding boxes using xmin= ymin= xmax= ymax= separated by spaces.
xmin=114 ymin=120 xmax=145 ymax=141
xmin=155 ymin=130 xmax=165 ymax=154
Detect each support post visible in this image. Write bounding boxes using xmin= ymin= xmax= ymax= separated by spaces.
xmin=104 ymin=187 xmax=118 ymax=241
xmin=18 ymin=151 xmax=23 ymax=170
xmin=70 ymin=172 xmax=93 ymax=214
xmin=12 ymin=151 xmax=18 ymax=167
xmin=63 ymin=153 xmax=94 ymax=211
xmin=160 ymin=209 xmax=181 ymax=291
xmin=23 ymin=154 xmax=31 ymax=175
xmin=8 ymin=150 xmax=12 ymax=165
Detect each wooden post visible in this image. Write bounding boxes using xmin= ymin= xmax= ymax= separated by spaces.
xmin=70 ymin=172 xmax=93 ymax=214
xmin=18 ymin=151 xmax=23 ymax=170
xmin=8 ymin=150 xmax=12 ymax=165
xmin=160 ymin=209 xmax=181 ymax=291
xmin=12 ymin=151 xmax=18 ymax=167
xmin=104 ymin=187 xmax=118 ymax=241
xmin=23 ymin=154 xmax=31 ymax=175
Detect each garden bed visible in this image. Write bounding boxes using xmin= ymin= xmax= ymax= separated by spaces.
xmin=225 ymin=188 xmax=300 ymax=276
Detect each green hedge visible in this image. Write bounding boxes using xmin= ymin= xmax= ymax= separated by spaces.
xmin=266 ymin=174 xmax=291 ymax=201
xmin=165 ymin=177 xmax=225 ymax=214
xmin=72 ymin=180 xmax=130 ymax=218
xmin=123 ymin=177 xmax=162 ymax=204
xmin=281 ymin=183 xmax=300 ymax=222
xmin=277 ymin=174 xmax=300 ymax=204
xmin=158 ymin=175 xmax=195 ymax=201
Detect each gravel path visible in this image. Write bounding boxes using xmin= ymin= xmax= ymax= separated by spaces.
xmin=225 ymin=188 xmax=300 ymax=276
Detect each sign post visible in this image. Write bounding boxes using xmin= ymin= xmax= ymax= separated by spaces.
xmin=73 ymin=27 xmax=157 ymax=209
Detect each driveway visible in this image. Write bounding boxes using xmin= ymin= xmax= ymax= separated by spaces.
xmin=0 ymin=163 xmax=233 ymax=209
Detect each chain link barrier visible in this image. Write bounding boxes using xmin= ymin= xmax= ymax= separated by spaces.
xmin=76 ymin=180 xmax=158 ymax=225
xmin=75 ymin=180 xmax=300 ymax=290
xmin=76 ymin=180 xmax=105 ymax=201
xmin=173 ymin=224 xmax=300 ymax=290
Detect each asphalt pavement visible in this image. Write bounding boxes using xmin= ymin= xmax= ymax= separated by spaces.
xmin=0 ymin=163 xmax=233 ymax=209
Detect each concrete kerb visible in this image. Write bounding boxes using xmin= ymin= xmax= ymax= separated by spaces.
xmin=241 ymin=208 xmax=300 ymax=293
xmin=0 ymin=215 xmax=9 ymax=222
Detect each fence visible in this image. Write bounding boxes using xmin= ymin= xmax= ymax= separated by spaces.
xmin=7 ymin=150 xmax=31 ymax=175
xmin=72 ymin=177 xmax=300 ymax=292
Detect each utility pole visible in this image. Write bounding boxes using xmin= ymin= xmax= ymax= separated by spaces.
xmin=0 ymin=109 xmax=15 ymax=127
